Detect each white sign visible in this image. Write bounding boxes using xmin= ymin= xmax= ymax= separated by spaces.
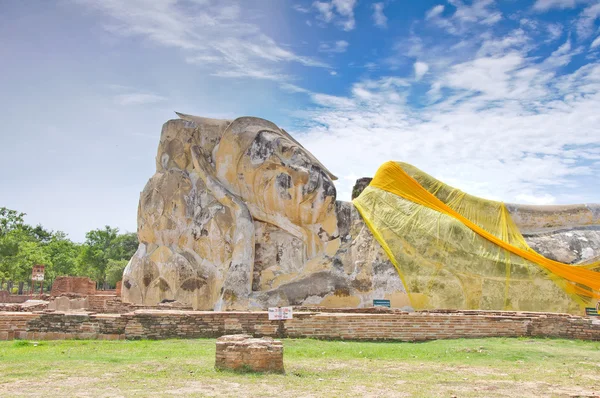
xmin=32 ymin=265 xmax=45 ymax=282
xmin=268 ymin=307 xmax=293 ymax=320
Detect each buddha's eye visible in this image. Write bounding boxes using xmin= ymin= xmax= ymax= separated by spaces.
xmin=303 ymin=167 xmax=320 ymax=195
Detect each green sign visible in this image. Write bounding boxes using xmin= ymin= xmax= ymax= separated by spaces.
xmin=585 ymin=307 xmax=599 ymax=316
xmin=373 ymin=299 xmax=391 ymax=308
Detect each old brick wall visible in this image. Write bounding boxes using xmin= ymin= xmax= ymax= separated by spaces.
xmin=0 ymin=313 xmax=39 ymax=340
xmin=50 ymin=277 xmax=97 ymax=296
xmin=87 ymin=294 xmax=118 ymax=312
xmin=0 ymin=291 xmax=30 ymax=303
xmin=0 ymin=310 xmax=598 ymax=342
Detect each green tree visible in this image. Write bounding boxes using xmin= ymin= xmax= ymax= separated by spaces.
xmin=1 ymin=207 xmax=137 ymax=291
xmin=0 ymin=207 xmax=25 ymax=236
xmin=44 ymin=234 xmax=83 ymax=281
xmin=106 ymin=259 xmax=129 ymax=287
xmin=115 ymin=232 xmax=138 ymax=259
xmin=80 ymin=226 xmax=138 ymax=289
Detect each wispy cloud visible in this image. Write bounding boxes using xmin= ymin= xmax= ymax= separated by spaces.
xmin=426 ymin=0 xmax=502 ymax=35
xmin=292 ymin=4 xmax=311 ymax=13
xmin=109 ymin=85 xmax=168 ymax=106
xmin=74 ymin=0 xmax=327 ymax=81
xmin=546 ymin=23 xmax=564 ymax=42
xmin=372 ymin=3 xmax=387 ymax=28
xmin=114 ymin=93 xmax=167 ymax=106
xmin=533 ymin=0 xmax=586 ymax=11
xmin=313 ymin=0 xmax=357 ymax=31
xmin=318 ymin=40 xmax=349 ymax=53
xmin=576 ymin=3 xmax=600 ymax=39
xmin=414 ymin=62 xmax=429 ymax=80
xmin=426 ymin=5 xmax=445 ymax=20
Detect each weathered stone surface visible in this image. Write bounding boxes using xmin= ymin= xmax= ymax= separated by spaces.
xmin=352 ymin=177 xmax=373 ymax=199
xmin=123 ymin=113 xmax=599 ymax=311
xmin=507 ymin=203 xmax=600 ymax=264
xmin=215 ymin=334 xmax=284 ymax=373
xmin=123 ymin=113 xmax=403 ymax=310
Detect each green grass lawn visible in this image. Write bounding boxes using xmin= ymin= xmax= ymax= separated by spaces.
xmin=1 ymin=337 xmax=599 ymax=397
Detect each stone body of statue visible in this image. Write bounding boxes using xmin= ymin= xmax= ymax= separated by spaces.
xmin=122 ymin=113 xmax=600 ymax=310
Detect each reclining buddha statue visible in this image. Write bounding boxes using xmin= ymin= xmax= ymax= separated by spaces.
xmin=122 ymin=113 xmax=600 ymax=313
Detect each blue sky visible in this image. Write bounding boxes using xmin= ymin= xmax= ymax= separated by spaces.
xmin=1 ymin=0 xmax=600 ymax=241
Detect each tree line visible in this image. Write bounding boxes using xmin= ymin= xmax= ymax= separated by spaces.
xmin=0 ymin=207 xmax=138 ymax=293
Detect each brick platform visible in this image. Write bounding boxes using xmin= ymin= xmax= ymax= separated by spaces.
xmin=215 ymin=334 xmax=284 ymax=373
xmin=0 ymin=310 xmax=598 ymax=342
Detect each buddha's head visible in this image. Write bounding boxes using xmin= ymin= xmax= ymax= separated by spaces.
xmin=213 ymin=117 xmax=339 ymax=258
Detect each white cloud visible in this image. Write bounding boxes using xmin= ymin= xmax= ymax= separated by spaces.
xmin=592 ymin=36 xmax=600 ymax=48
xmin=109 ymin=85 xmax=168 ymax=106
xmin=540 ymin=39 xmax=584 ymax=71
xmin=333 ymin=0 xmax=357 ymax=30
xmin=364 ymin=62 xmax=379 ymax=71
xmin=314 ymin=1 xmax=334 ymax=22
xmin=280 ymin=83 xmax=311 ymax=94
xmin=439 ymin=53 xmax=527 ymax=98
xmin=426 ymin=0 xmax=502 ymax=35
xmin=576 ymin=3 xmax=600 ymax=39
xmin=414 ymin=62 xmax=429 ymax=80
xmin=533 ymin=0 xmax=582 ymax=11
xmin=477 ymin=28 xmax=530 ymax=57
xmin=515 ymin=193 xmax=557 ymax=205
xmin=372 ymin=3 xmax=387 ymax=28
xmin=114 ymin=94 xmax=168 ymax=106
xmin=291 ymin=29 xmax=600 ymax=205
xmin=426 ymin=5 xmax=445 ymax=20
xmin=319 ymin=40 xmax=349 ymax=53
xmin=75 ymin=0 xmax=327 ymax=81
xmin=313 ymin=0 xmax=357 ymax=30
xmin=546 ymin=23 xmax=564 ymax=42
xmin=451 ymin=0 xmax=502 ymax=25
xmin=292 ymin=4 xmax=311 ymax=13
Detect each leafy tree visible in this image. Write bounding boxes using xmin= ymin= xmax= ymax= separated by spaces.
xmin=115 ymin=233 xmax=138 ymax=259
xmin=0 ymin=207 xmax=25 ymax=237
xmin=80 ymin=226 xmax=138 ymax=289
xmin=106 ymin=259 xmax=129 ymax=287
xmin=44 ymin=235 xmax=83 ymax=281
xmin=0 ymin=207 xmax=137 ymax=290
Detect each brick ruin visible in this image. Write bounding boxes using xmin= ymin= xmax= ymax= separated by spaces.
xmin=50 ymin=276 xmax=97 ymax=296
xmin=215 ymin=334 xmax=284 ymax=373
xmin=0 ymin=309 xmax=598 ymax=342
xmin=2 ymin=278 xmax=598 ymax=345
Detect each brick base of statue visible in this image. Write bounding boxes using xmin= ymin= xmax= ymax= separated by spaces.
xmin=215 ymin=334 xmax=284 ymax=373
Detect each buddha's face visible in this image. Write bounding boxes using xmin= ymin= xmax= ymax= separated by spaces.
xmin=243 ymin=129 xmax=336 ymax=225
xmin=214 ymin=118 xmax=338 ymax=254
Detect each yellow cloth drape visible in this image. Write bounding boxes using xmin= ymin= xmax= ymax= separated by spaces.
xmin=353 ymin=161 xmax=600 ymax=313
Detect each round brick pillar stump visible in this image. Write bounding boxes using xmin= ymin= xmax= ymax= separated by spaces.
xmin=215 ymin=334 xmax=284 ymax=373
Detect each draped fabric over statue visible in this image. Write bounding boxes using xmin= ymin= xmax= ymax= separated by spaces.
xmin=353 ymin=161 xmax=600 ymax=314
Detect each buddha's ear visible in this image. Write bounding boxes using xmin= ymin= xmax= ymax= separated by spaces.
xmin=191 ymin=144 xmax=255 ymax=309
